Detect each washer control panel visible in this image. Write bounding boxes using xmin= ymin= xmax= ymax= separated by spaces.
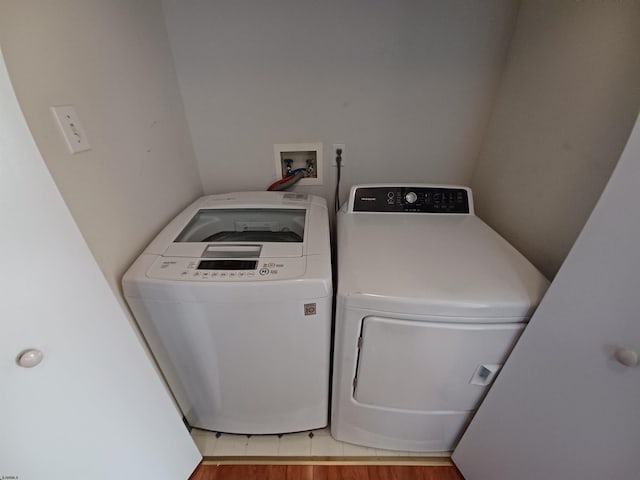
xmin=147 ymin=256 xmax=305 ymax=281
xmin=352 ymin=186 xmax=470 ymax=213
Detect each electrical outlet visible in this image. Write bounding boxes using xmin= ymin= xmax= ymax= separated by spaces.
xmin=332 ymin=144 xmax=345 ymax=166
xmin=51 ymin=105 xmax=91 ymax=154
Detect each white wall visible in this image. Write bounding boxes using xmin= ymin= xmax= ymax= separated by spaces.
xmin=470 ymin=0 xmax=640 ymax=278
xmin=0 ymin=0 xmax=203 ymax=297
xmin=162 ymin=0 xmax=519 ymax=201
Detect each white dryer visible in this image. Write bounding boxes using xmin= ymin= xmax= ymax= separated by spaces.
xmin=331 ymin=185 xmax=549 ymax=452
xmin=123 ymin=192 xmax=332 ymax=434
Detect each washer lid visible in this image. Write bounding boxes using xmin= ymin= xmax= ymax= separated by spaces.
xmin=337 ymin=213 xmax=549 ymax=319
xmin=142 ymin=192 xmax=331 ymax=258
xmin=175 ymin=208 xmax=306 ymax=243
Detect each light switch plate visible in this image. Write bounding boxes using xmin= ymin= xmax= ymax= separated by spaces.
xmin=51 ymin=105 xmax=91 ymax=154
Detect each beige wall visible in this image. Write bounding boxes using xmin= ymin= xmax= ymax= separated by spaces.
xmin=0 ymin=0 xmax=203 ymax=297
xmin=470 ymin=0 xmax=640 ymax=278
xmin=3 ymin=0 xmax=637 ymax=288
xmin=162 ymin=0 xmax=519 ymax=201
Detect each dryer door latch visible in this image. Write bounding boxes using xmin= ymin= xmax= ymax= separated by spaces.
xmin=469 ymin=364 xmax=502 ymax=386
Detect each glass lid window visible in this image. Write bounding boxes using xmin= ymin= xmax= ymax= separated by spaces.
xmin=175 ymin=208 xmax=306 ymax=243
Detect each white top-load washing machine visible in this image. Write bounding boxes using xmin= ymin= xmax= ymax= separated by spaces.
xmin=331 ymin=185 xmax=549 ymax=452
xmin=123 ymin=192 xmax=332 ymax=434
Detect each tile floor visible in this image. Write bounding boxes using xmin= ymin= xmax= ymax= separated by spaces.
xmin=191 ymin=427 xmax=449 ymax=458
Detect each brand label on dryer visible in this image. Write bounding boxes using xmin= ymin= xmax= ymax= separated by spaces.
xmin=304 ymin=303 xmax=317 ymax=316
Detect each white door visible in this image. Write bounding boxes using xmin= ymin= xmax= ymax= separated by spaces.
xmin=0 ymin=50 xmax=201 ymax=478
xmin=453 ymin=114 xmax=640 ymax=479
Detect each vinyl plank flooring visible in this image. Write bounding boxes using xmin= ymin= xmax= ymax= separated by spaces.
xmin=419 ymin=466 xmax=466 ymax=480
xmin=189 ymin=465 xmax=464 ymax=480
xmin=313 ymin=465 xmax=369 ymax=480
xmin=189 ymin=465 xmax=314 ymax=480
xmin=366 ymin=465 xmax=423 ymax=480
xmin=314 ymin=466 xmax=463 ymax=480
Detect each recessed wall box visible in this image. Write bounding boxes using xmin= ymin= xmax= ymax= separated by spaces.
xmin=274 ymin=143 xmax=323 ymax=186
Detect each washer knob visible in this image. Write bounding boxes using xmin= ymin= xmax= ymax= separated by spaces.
xmin=405 ymin=191 xmax=417 ymax=204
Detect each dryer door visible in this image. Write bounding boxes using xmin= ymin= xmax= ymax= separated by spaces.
xmin=353 ymin=316 xmax=524 ymax=412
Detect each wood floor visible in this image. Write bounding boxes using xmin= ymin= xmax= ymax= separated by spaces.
xmin=189 ymin=464 xmax=465 ymax=480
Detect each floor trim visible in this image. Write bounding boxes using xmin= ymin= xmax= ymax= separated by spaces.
xmin=201 ymin=456 xmax=454 ymax=466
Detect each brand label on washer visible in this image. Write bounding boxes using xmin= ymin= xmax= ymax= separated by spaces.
xmin=304 ymin=303 xmax=317 ymax=316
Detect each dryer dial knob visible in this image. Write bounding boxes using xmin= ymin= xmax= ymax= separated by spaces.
xmin=405 ymin=191 xmax=417 ymax=204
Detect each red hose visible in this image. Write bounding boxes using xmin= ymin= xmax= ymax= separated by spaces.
xmin=267 ymin=174 xmax=294 ymax=191
xmin=267 ymin=171 xmax=305 ymax=191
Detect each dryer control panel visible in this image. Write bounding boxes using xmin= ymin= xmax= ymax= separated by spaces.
xmin=352 ymin=186 xmax=471 ymax=214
